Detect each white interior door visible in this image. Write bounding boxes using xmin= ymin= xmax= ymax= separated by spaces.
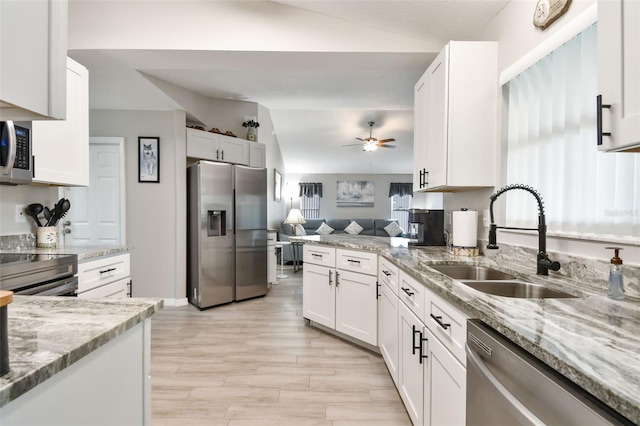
xmin=62 ymin=137 xmax=126 ymax=246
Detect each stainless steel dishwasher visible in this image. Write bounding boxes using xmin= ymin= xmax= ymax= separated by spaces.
xmin=466 ymin=319 xmax=632 ymax=426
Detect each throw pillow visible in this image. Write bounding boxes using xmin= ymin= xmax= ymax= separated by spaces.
xmin=384 ymin=221 xmax=404 ymax=237
xmin=316 ymin=222 xmax=335 ymax=235
xmin=344 ymin=220 xmax=364 ymax=235
xmin=295 ymin=224 xmax=307 ymax=236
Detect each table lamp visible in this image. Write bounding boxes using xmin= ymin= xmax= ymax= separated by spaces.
xmin=284 ymin=209 xmax=306 ymax=235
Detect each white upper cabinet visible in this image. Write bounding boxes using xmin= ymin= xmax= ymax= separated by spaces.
xmin=249 ymin=142 xmax=266 ymax=168
xmin=414 ymin=41 xmax=498 ymax=192
xmin=0 ymin=0 xmax=67 ymax=121
xmin=597 ymin=0 xmax=640 ymax=152
xmin=186 ymin=128 xmax=250 ymax=165
xmin=32 ymin=58 xmax=89 ymax=186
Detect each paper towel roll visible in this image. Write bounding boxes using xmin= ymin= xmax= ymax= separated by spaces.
xmin=452 ymin=210 xmax=478 ymax=247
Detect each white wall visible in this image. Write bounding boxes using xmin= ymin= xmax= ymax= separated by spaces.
xmin=89 ymin=109 xmax=187 ymax=300
xmin=258 ymin=104 xmax=287 ymax=229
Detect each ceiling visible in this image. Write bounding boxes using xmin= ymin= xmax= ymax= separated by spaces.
xmin=68 ymin=0 xmax=509 ymax=175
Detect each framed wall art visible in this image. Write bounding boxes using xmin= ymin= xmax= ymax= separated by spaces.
xmin=336 ymin=180 xmax=375 ymax=207
xmin=274 ymin=169 xmax=282 ymax=202
xmin=138 ymin=137 xmax=160 ymax=183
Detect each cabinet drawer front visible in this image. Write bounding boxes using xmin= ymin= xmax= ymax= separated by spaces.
xmin=303 ymin=245 xmax=336 ymax=267
xmin=78 ymin=278 xmax=129 ymax=299
xmin=398 ymin=271 xmax=425 ymax=320
xmin=336 ymin=249 xmax=377 ymax=276
xmin=378 ymin=256 xmax=399 ymax=295
xmin=425 ymin=290 xmax=468 ymax=366
xmin=78 ymin=254 xmax=130 ymax=293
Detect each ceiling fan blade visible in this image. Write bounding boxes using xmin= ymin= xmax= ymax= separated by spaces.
xmin=342 ymin=143 xmax=364 ymax=147
xmin=355 ymin=137 xmax=365 ymax=141
xmin=378 ymin=145 xmax=396 ymax=149
xmin=378 ymin=138 xmax=396 ymax=143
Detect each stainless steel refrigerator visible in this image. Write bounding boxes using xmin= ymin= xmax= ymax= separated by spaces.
xmin=187 ymin=161 xmax=267 ymax=309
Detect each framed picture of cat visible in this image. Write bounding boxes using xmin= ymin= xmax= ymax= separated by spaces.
xmin=138 ymin=137 xmax=160 ymax=183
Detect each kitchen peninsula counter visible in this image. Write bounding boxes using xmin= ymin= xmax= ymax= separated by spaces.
xmin=293 ymin=235 xmax=640 ymax=424
xmin=0 ymin=296 xmax=162 ymax=424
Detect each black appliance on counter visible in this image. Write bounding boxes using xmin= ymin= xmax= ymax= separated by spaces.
xmin=408 ymin=209 xmax=446 ymax=246
xmin=0 ymin=253 xmax=78 ymax=296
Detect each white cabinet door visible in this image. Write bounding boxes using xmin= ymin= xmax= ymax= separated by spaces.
xmin=267 ymin=231 xmax=277 ymax=284
xmin=398 ymin=301 xmax=425 ymax=426
xmin=219 ymin=134 xmax=249 ymax=165
xmin=424 ymin=46 xmax=448 ymax=189
xmin=249 ymin=142 xmax=266 ymax=168
xmin=598 ymin=0 xmax=640 ymax=151
xmin=78 ymin=254 xmax=131 ymax=297
xmin=302 ymin=263 xmax=335 ymax=328
xmin=32 ymin=58 xmax=89 ymax=186
xmin=379 ymin=280 xmax=399 ymax=387
xmin=414 ymin=72 xmax=429 ymax=191
xmin=0 ymin=0 xmax=67 ymax=121
xmin=335 ymin=269 xmax=378 ymax=346
xmin=424 ymin=327 xmax=466 ymax=426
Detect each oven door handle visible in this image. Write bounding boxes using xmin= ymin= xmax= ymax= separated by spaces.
xmin=466 ymin=344 xmax=545 ymax=426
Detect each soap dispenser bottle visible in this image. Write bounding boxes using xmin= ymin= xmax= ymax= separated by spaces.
xmin=606 ymin=247 xmax=624 ymax=300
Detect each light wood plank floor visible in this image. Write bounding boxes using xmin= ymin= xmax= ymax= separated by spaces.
xmin=151 ymin=267 xmax=411 ymax=425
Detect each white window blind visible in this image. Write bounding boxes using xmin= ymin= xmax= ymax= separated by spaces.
xmin=391 ymin=194 xmax=412 ymax=232
xmin=300 ymin=195 xmax=320 ymax=219
xmin=505 ymin=24 xmax=639 ymax=240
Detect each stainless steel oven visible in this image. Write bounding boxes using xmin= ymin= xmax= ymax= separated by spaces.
xmin=0 ymin=253 xmax=78 ymax=296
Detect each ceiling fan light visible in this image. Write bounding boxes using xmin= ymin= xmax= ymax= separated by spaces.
xmin=363 ymin=142 xmax=378 ymax=152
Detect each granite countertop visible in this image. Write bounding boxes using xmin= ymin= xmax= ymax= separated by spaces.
xmin=0 ymin=296 xmax=163 ymax=408
xmin=293 ymin=235 xmax=640 ymax=424
xmin=0 ymin=245 xmax=132 ymax=261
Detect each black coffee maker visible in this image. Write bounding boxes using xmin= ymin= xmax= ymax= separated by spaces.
xmin=408 ymin=209 xmax=445 ymax=246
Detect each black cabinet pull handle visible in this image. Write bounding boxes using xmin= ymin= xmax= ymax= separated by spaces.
xmin=347 ymin=259 xmax=361 ymax=264
xmin=419 ymin=333 xmax=428 ymax=364
xmin=402 ymin=287 xmax=415 ymax=297
xmin=221 ymin=150 xmax=224 ymax=161
xmin=216 ymin=149 xmax=219 ymax=160
xmin=596 ymin=95 xmax=612 ymax=146
xmin=424 ymin=169 xmax=429 ymax=186
xmin=100 ymin=267 xmax=116 ymax=274
xmin=376 ymin=282 xmax=381 ymax=300
xmin=412 ymin=325 xmax=421 ymax=355
xmin=382 ymin=270 xmax=391 ymax=277
xmin=419 ymin=169 xmax=424 ymax=188
xmin=328 ymin=270 xmax=333 ymax=286
xmin=335 ymin=271 xmax=340 ymax=287
xmin=430 ymin=313 xmax=451 ymax=330
xmin=311 ymin=253 xmax=322 ymax=258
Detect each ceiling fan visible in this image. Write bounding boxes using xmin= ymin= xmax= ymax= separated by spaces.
xmin=344 ymin=121 xmax=396 ymax=152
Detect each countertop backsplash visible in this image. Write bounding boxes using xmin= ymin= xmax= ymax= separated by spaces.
xmin=480 ymin=240 xmax=639 ymax=298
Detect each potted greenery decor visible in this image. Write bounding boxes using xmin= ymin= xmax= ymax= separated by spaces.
xmin=242 ymin=118 xmax=260 ymax=141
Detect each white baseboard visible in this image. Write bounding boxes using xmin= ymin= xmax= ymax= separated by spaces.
xmin=163 ymin=297 xmax=188 ymax=307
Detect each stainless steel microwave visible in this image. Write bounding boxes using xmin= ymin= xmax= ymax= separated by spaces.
xmin=0 ymin=121 xmax=32 ymax=185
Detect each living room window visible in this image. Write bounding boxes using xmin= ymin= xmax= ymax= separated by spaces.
xmin=300 ymin=194 xmax=321 ymax=219
xmin=298 ymin=182 xmax=323 ymax=219
xmin=504 ymin=23 xmax=639 ymax=240
xmin=389 ymin=182 xmax=413 ymax=232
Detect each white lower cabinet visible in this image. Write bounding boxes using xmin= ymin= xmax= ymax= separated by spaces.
xmin=78 ymin=253 xmax=131 ymax=298
xmin=399 ymin=301 xmax=426 ymax=426
xmin=378 ymin=280 xmax=399 ymax=387
xmin=424 ymin=326 xmax=466 ymax=426
xmin=302 ymin=245 xmax=378 ymax=346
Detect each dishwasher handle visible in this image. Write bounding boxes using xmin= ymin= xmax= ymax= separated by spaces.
xmin=465 ymin=343 xmax=545 ymax=426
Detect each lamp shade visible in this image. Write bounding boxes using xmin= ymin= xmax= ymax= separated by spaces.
xmin=283 ymin=209 xmax=306 ymax=225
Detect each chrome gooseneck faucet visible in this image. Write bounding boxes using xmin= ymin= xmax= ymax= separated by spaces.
xmin=487 ymin=184 xmax=561 ymax=276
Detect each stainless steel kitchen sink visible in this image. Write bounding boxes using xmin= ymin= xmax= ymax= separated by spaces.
xmin=430 ymin=265 xmax=516 ymax=281
xmin=459 ymin=280 xmax=577 ymax=298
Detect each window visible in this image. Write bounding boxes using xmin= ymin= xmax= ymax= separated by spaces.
xmin=391 ymin=194 xmax=411 ymax=232
xmin=504 ymin=24 xmax=639 ymax=240
xmin=298 ymin=182 xmax=323 ymax=219
xmin=300 ymin=194 xmax=320 ymax=219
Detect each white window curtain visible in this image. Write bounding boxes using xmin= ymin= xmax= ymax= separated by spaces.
xmin=505 ymin=24 xmax=639 ymax=240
